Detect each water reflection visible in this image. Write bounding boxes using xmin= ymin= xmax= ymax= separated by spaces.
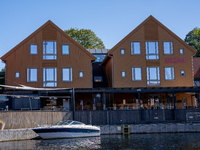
xmin=1 ymin=133 xmax=200 ymax=150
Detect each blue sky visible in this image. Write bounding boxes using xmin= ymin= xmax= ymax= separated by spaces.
xmin=0 ymin=0 xmax=200 ymax=70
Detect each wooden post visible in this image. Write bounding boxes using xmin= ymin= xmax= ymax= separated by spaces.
xmin=103 ymin=93 xmax=106 ymax=110
xmin=173 ymin=92 xmax=176 ymax=109
xmin=71 ymin=88 xmax=75 ymax=120
xmin=173 ymin=92 xmax=176 ymax=121
xmin=138 ymin=92 xmax=141 ymax=110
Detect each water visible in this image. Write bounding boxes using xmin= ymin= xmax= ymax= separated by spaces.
xmin=1 ymin=133 xmax=200 ymax=150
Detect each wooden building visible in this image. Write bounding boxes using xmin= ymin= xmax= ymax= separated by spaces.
xmin=0 ymin=16 xmax=199 ymax=112
xmin=1 ymin=20 xmax=96 ymax=89
xmin=101 ymin=15 xmax=197 ymax=110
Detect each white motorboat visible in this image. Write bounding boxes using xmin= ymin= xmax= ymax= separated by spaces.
xmin=32 ymin=120 xmax=100 ymax=139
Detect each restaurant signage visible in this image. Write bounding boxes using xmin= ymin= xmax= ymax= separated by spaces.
xmin=165 ymin=58 xmax=186 ymax=63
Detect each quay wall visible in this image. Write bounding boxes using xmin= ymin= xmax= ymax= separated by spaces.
xmin=1 ymin=123 xmax=200 ymax=142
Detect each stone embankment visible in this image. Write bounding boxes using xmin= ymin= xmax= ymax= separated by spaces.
xmin=1 ymin=123 xmax=200 ymax=142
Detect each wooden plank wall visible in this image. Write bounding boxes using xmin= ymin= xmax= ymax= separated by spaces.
xmin=0 ymin=111 xmax=73 ymax=129
xmin=107 ymin=18 xmax=194 ymax=88
xmin=4 ymin=23 xmax=93 ymax=88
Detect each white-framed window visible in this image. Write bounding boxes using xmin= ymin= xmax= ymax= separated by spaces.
xmin=122 ymin=71 xmax=126 ymax=78
xmin=131 ymin=42 xmax=141 ymax=55
xmin=165 ymin=67 xmax=175 ymax=80
xmin=30 ymin=44 xmax=37 ymax=55
xmin=132 ymin=67 xmax=142 ymax=81
xmin=181 ymin=70 xmax=185 ymax=77
xmin=163 ymin=42 xmax=173 ymax=54
xmin=43 ymin=68 xmax=57 ymax=87
xmin=147 ymin=67 xmax=160 ymax=86
xmin=62 ymin=44 xmax=69 ymax=55
xmin=146 ymin=42 xmax=159 ymax=60
xmin=62 ymin=68 xmax=72 ymax=82
xmin=180 ymin=48 xmax=184 ymax=55
xmin=27 ymin=68 xmax=37 ymax=82
xmin=43 ymin=41 xmax=57 ymax=60
xmin=79 ymin=71 xmax=83 ymax=78
xmin=121 ymin=49 xmax=125 ymax=55
xmin=15 ymin=72 xmax=20 ymax=78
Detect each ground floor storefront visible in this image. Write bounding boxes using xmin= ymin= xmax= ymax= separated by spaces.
xmin=1 ymin=87 xmax=200 ymax=112
xmin=74 ymin=88 xmax=199 ymax=111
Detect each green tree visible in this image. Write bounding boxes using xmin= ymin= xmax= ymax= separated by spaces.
xmin=0 ymin=68 xmax=5 ymax=73
xmin=184 ymin=27 xmax=200 ymax=57
xmin=0 ymin=68 xmax=5 ymax=86
xmin=64 ymin=28 xmax=105 ymax=49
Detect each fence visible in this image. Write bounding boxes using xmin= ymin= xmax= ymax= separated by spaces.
xmin=1 ymin=109 xmax=200 ymax=129
xmin=0 ymin=111 xmax=72 ymax=129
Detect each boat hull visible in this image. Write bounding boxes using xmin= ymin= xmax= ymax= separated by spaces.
xmin=32 ymin=127 xmax=100 ymax=139
xmin=36 ymin=132 xmax=100 ymax=139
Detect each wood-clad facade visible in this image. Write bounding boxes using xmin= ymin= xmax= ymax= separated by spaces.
xmin=1 ymin=20 xmax=96 ymax=88
xmin=103 ymin=15 xmax=196 ymax=88
xmin=1 ymin=16 xmax=200 ymax=114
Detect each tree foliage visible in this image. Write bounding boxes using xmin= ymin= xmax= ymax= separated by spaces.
xmin=0 ymin=68 xmax=5 ymax=73
xmin=64 ymin=28 xmax=105 ymax=49
xmin=184 ymin=27 xmax=200 ymax=57
xmin=0 ymin=68 xmax=5 ymax=86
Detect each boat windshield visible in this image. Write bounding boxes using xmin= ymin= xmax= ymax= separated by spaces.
xmin=53 ymin=120 xmax=73 ymax=126
xmin=53 ymin=120 xmax=85 ymax=126
xmin=71 ymin=121 xmax=85 ymax=125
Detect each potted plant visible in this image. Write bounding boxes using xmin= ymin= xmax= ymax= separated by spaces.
xmin=0 ymin=120 xmax=5 ymax=130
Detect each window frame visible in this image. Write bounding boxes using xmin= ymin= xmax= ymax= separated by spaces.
xmin=30 ymin=44 xmax=38 ymax=55
xmin=62 ymin=67 xmax=73 ymax=82
xmin=145 ymin=41 xmax=159 ymax=60
xmin=121 ymin=71 xmax=126 ymax=78
xmin=121 ymin=49 xmax=125 ymax=55
xmin=27 ymin=68 xmax=38 ymax=82
xmin=79 ymin=71 xmax=83 ymax=78
xmin=131 ymin=41 xmax=141 ymax=55
xmin=43 ymin=68 xmax=57 ymax=87
xmin=147 ymin=67 xmax=160 ymax=86
xmin=163 ymin=41 xmax=173 ymax=55
xmin=62 ymin=44 xmax=69 ymax=55
xmin=43 ymin=41 xmax=57 ymax=60
xmin=165 ymin=67 xmax=175 ymax=80
xmin=181 ymin=70 xmax=185 ymax=77
xmin=15 ymin=72 xmax=20 ymax=79
xmin=180 ymin=48 xmax=184 ymax=55
xmin=132 ymin=67 xmax=142 ymax=81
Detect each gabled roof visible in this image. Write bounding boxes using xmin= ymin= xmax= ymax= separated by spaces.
xmin=108 ymin=15 xmax=196 ymax=55
xmin=1 ymin=20 xmax=96 ymax=61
